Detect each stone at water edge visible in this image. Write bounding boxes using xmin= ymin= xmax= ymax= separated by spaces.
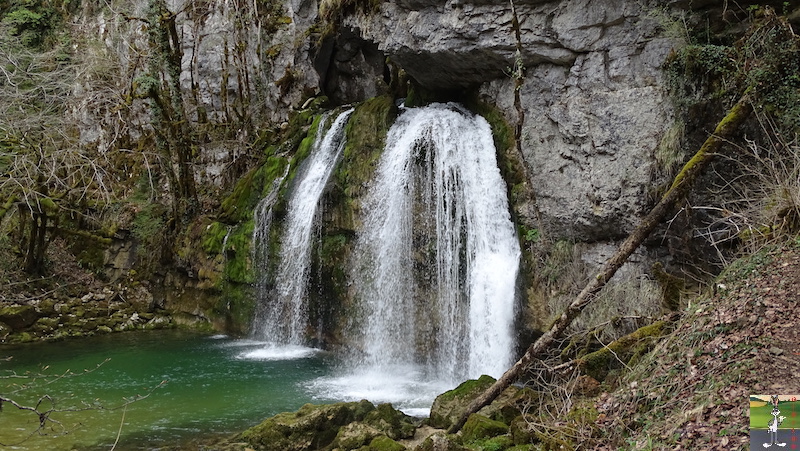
xmin=429 ymin=375 xmax=525 ymax=430
xmin=238 ymin=400 xmax=416 ymax=451
xmin=429 ymin=375 xmax=497 ymax=429
xmin=0 ymin=305 xmax=40 ymax=330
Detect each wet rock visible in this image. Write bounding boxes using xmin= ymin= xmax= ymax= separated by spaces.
xmin=81 ymin=319 xmax=99 ymax=332
xmin=314 ymin=26 xmax=389 ymax=104
xmin=147 ymin=316 xmax=171 ymax=328
xmin=139 ymin=312 xmax=155 ymax=321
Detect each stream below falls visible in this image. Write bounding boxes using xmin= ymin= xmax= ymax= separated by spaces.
xmin=0 ymin=330 xmax=451 ymax=450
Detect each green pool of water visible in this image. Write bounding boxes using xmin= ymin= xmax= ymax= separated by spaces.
xmin=0 ymin=330 xmax=337 ymax=450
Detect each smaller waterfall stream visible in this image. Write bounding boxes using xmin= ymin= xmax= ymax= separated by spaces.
xmin=250 ymin=109 xmax=353 ymax=354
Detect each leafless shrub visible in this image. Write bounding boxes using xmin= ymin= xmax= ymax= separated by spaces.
xmin=690 ymin=111 xmax=800 ymax=265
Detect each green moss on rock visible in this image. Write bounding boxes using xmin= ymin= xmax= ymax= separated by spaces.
xmin=220 ymin=155 xmax=291 ymax=223
xmin=240 ymin=400 xmax=376 ymax=451
xmin=334 ymin=422 xmax=383 ymax=449
xmin=416 ymin=433 xmax=468 ymax=451
xmin=508 ymin=416 xmax=534 ymax=446
xmin=337 ymin=95 xmax=396 ymax=200
xmin=363 ymin=403 xmax=416 ymax=440
xmin=202 ymin=221 xmax=230 ymax=254
xmin=461 ymin=414 xmax=509 ymax=442
xmin=364 ymin=435 xmax=406 ymax=451
xmin=429 ymin=375 xmax=496 ymax=429
xmin=0 ymin=305 xmax=39 ymax=330
xmin=222 ymin=220 xmax=255 ymax=284
xmin=577 ymin=320 xmax=670 ymax=381
xmin=470 ymin=435 xmax=514 ymax=451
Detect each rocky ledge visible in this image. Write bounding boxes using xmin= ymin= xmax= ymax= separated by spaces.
xmin=0 ymin=285 xmax=174 ymax=343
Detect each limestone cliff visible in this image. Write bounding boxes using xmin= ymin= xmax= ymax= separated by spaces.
xmin=3 ymin=0 xmax=793 ymax=340
xmin=348 ymin=0 xmax=676 ymax=240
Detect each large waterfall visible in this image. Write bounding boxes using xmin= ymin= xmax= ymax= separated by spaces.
xmin=313 ymin=103 xmax=521 ymax=412
xmin=250 ymin=109 xmax=353 ymax=353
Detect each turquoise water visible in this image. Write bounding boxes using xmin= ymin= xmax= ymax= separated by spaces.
xmin=0 ymin=330 xmax=337 ymax=450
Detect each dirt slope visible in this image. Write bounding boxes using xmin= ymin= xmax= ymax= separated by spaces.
xmin=594 ymin=243 xmax=800 ymax=449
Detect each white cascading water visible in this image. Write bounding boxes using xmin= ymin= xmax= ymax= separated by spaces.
xmin=247 ymin=108 xmax=353 ymax=359
xmin=312 ymin=103 xmax=520 ymax=413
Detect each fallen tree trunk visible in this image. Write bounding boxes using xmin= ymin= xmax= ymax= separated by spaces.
xmin=447 ymin=96 xmax=753 ymax=434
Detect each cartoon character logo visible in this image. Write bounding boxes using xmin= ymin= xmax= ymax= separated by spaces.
xmin=765 ymin=395 xmax=787 ymax=448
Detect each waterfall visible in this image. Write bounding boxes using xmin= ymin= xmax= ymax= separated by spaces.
xmin=251 ymin=108 xmax=353 ymax=349
xmin=251 ymin=163 xmax=290 ymax=326
xmin=353 ymin=103 xmax=520 ymax=381
xmin=310 ymin=103 xmax=520 ymax=412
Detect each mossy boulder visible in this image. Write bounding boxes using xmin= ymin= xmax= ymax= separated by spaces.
xmin=240 ymin=400 xmax=376 ymax=451
xmin=576 ymin=320 xmax=670 ymax=381
xmin=363 ymin=435 xmax=407 ymax=451
xmin=38 ymin=298 xmax=57 ymax=315
xmin=333 ymin=403 xmax=416 ymax=449
xmin=509 ymin=416 xmax=535 ymax=446
xmin=429 ymin=375 xmax=525 ymax=430
xmin=0 ymin=321 xmax=11 ymax=340
xmin=0 ymin=305 xmax=39 ymax=330
xmin=414 ymin=433 xmax=468 ymax=451
xmin=469 ymin=435 xmax=514 ymax=451
xmin=461 ymin=414 xmax=509 ymax=442
xmin=430 ymin=375 xmax=495 ymax=429
xmin=334 ymin=422 xmax=383 ymax=449
xmin=364 ymin=403 xmax=417 ymax=440
xmin=32 ymin=317 xmax=59 ymax=334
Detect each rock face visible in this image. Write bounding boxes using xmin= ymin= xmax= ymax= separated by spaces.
xmin=314 ymin=27 xmax=390 ymax=104
xmin=353 ymin=0 xmax=676 ymax=241
xmin=60 ymin=0 xmax=688 ymax=335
